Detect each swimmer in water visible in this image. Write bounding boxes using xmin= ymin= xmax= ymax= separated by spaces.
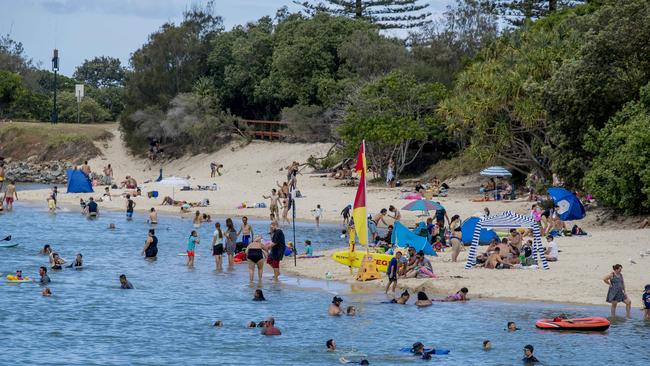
xmin=142 ymin=229 xmax=158 ymax=258
xmin=507 ymin=321 xmax=519 ymax=331
xmin=68 ymin=253 xmax=83 ymax=268
xmin=213 ymin=320 xmax=223 ymax=327
xmin=346 ymin=306 xmax=356 ymax=316
xmin=390 ymin=290 xmax=410 ymax=304
xmin=253 ymin=289 xmax=266 ymax=301
xmin=238 ymin=216 xmax=253 ymax=246
xmin=39 ymin=266 xmax=50 ymax=285
xmin=14 ymin=270 xmax=24 ymax=280
xmin=40 ymin=244 xmax=52 ymax=255
xmin=186 ymin=230 xmax=199 ymax=268
xmin=246 ymin=321 xmax=257 ymax=328
xmin=119 ymin=274 xmax=134 ymax=289
xmin=148 ymin=208 xmax=158 ymax=225
xmin=434 ymin=287 xmax=469 ymax=302
xmin=42 ymin=288 xmax=52 ymax=297
xmin=260 ymin=317 xmax=281 ymax=336
xmin=483 ymin=340 xmax=492 ymax=350
xmin=329 ymin=296 xmax=344 ymax=316
xmin=108 ymin=223 xmax=116 ymax=230
xmin=49 ymin=253 xmax=66 ymax=270
xmin=326 ymin=339 xmax=336 ymax=352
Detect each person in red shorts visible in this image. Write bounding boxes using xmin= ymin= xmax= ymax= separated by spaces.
xmin=267 ymin=221 xmax=285 ymax=281
xmin=186 ymin=230 xmax=199 ymax=268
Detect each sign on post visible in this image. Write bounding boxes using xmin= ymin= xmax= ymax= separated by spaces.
xmin=75 ymin=84 xmax=84 ymax=103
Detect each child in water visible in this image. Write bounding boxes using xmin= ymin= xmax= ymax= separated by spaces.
xmin=305 ymin=240 xmax=313 ymax=256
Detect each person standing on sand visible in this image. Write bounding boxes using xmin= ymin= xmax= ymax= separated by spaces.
xmin=450 ymin=227 xmax=463 ymax=262
xmin=385 ymin=251 xmax=401 ymax=293
xmin=4 ymin=181 xmax=17 ymax=210
xmin=604 ymin=264 xmax=631 ymax=318
xmin=103 ymin=164 xmax=113 ymax=185
xmin=212 ymin=222 xmax=224 ymax=271
xmin=80 ymin=161 xmax=92 ymax=175
xmin=0 ymin=162 xmax=5 ymax=190
xmin=267 ymin=221 xmax=285 ymax=281
xmin=263 ymin=189 xmax=280 ymax=220
xmin=280 ymin=197 xmax=291 ymax=225
xmin=238 ymin=216 xmax=254 ymax=247
xmin=312 ymin=204 xmax=322 ymax=228
xmin=186 ymin=230 xmax=199 ymax=268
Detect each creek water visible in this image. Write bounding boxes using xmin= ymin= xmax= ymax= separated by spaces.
xmin=0 ymin=203 xmax=648 ymax=365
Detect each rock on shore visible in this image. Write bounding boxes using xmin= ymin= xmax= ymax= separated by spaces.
xmin=3 ymin=159 xmax=73 ymax=184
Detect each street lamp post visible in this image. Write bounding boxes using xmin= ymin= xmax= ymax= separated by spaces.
xmin=51 ymin=49 xmax=59 ymax=124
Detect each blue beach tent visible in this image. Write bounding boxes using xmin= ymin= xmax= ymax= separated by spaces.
xmin=461 ymin=217 xmax=499 ymax=245
xmin=66 ymin=169 xmax=93 ymax=193
xmin=547 ymin=187 xmax=585 ymax=221
xmin=391 ymin=221 xmax=437 ymax=256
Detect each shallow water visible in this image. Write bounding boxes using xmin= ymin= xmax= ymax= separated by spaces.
xmin=1 ymin=204 xmax=648 ymax=366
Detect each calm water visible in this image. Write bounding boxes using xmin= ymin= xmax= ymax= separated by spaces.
xmin=1 ymin=203 xmax=648 ymax=366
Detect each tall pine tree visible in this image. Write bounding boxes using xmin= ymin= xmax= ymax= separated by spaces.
xmin=497 ymin=0 xmax=586 ymax=26
xmin=294 ymin=0 xmax=432 ymax=29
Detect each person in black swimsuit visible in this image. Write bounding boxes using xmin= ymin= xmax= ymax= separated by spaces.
xmin=142 ymin=229 xmax=158 ymax=258
xmin=246 ymin=235 xmax=267 ymax=283
xmin=253 ymin=289 xmax=266 ymax=301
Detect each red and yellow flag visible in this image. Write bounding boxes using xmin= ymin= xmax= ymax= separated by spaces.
xmin=352 ymin=141 xmax=368 ymax=246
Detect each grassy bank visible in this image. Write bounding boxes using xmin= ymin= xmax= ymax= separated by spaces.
xmin=0 ymin=121 xmax=114 ymax=163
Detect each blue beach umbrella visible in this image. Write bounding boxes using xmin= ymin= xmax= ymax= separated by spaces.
xmin=547 ymin=187 xmax=585 ymax=221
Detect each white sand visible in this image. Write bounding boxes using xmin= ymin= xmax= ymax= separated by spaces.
xmin=17 ymin=128 xmax=650 ymax=306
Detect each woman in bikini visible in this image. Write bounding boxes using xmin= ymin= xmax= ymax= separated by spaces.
xmin=246 ymin=235 xmax=268 ymax=283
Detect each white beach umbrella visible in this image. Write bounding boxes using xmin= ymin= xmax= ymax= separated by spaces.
xmin=156 ymin=177 xmax=190 ymax=199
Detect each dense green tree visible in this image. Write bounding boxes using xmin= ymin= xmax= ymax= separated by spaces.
xmin=338 ymin=71 xmax=446 ymax=178
xmin=123 ymin=4 xmax=223 ymax=112
xmin=207 ymin=16 xmax=275 ymax=118
xmin=497 ymin=0 xmax=586 ymax=26
xmin=257 ymin=13 xmax=372 ymax=108
xmin=339 ymin=31 xmax=410 ymax=80
xmin=73 ymin=56 xmax=126 ymax=88
xmin=583 ymin=83 xmax=650 ymax=213
xmin=86 ymin=86 xmax=124 ymax=121
xmin=57 ymin=91 xmax=111 ymax=123
xmin=0 ymin=70 xmax=24 ymax=117
xmin=294 ymin=0 xmax=431 ymax=29
xmin=0 ymin=34 xmax=33 ymax=75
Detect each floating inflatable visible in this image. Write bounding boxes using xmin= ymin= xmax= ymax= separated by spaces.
xmin=6 ymin=275 xmax=30 ymax=283
xmin=399 ymin=348 xmax=450 ymax=355
xmin=332 ymin=251 xmax=392 ymax=272
xmin=535 ymin=317 xmax=610 ymax=331
xmin=297 ymin=255 xmax=324 ymax=259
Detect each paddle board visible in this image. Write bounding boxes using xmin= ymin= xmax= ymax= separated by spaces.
xmin=177 ymin=253 xmax=202 ymax=257
xmin=332 ymin=251 xmax=393 ymax=272
xmin=0 ymin=243 xmax=18 ymax=248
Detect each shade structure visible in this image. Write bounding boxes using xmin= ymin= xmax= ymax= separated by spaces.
xmin=402 ymin=200 xmax=444 ymax=213
xmin=460 ymin=217 xmax=499 ymax=245
xmin=547 ymin=187 xmax=585 ymax=221
xmin=391 ymin=221 xmax=437 ymax=256
xmin=66 ymin=169 xmax=93 ymax=193
xmin=465 ymin=211 xmax=549 ymax=270
xmin=480 ymin=166 xmax=512 ymax=177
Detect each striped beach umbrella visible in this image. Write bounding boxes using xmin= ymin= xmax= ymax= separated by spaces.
xmin=479 ymin=166 xmax=512 ymax=177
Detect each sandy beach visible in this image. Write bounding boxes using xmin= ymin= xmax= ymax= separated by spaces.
xmin=17 ymin=128 xmax=650 ymax=307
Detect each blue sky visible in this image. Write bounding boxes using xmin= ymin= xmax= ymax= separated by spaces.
xmin=1 ymin=0 xmax=451 ymax=76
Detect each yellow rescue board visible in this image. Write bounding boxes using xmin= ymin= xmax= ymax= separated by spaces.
xmin=332 ymin=251 xmax=393 ymax=272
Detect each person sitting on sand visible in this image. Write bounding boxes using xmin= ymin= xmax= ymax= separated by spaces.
xmin=484 ymin=247 xmax=510 ymax=269
xmin=326 ymin=339 xmax=336 ymax=352
xmin=260 ymin=317 xmax=281 ymax=336
xmin=391 ymin=290 xmax=410 ymax=304
xmin=399 ymin=247 xmax=417 ymax=277
xmin=544 ymin=235 xmax=558 ymax=261
xmin=119 ymin=274 xmax=134 ymax=289
xmin=415 ymin=292 xmax=432 ymax=307
xmin=405 ymin=251 xmax=436 ymax=278
xmin=434 ymin=287 xmax=469 ymax=302
xmin=329 ymin=296 xmax=344 ymax=316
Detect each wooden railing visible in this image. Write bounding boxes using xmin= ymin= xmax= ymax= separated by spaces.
xmin=240 ymin=119 xmax=289 ymax=140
